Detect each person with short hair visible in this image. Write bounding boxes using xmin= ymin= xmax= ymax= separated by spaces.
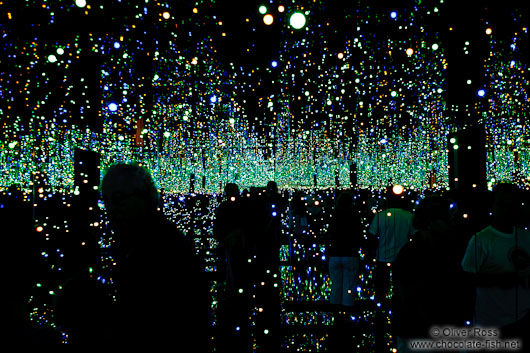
xmin=462 ymin=183 xmax=530 ymax=348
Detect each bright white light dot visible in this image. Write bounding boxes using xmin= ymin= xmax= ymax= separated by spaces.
xmin=392 ymin=185 xmax=404 ymax=195
xmin=432 ymin=43 xmax=439 ymax=50
xmin=477 ymin=89 xmax=486 ymax=97
xmin=75 ymin=0 xmax=87 ymax=8
xmin=162 ymin=11 xmax=170 ymax=19
xmin=108 ymin=103 xmax=118 ymax=111
xmin=48 ymin=54 xmax=57 ymax=63
xmin=210 ymin=95 xmax=217 ymax=103
xmin=263 ymin=14 xmax=274 ymax=25
xmin=390 ymin=11 xmax=397 ymax=19
xmin=113 ymin=42 xmax=121 ymax=49
xmin=57 ymin=48 xmax=64 ymax=55
xmin=290 ymin=12 xmax=306 ymax=29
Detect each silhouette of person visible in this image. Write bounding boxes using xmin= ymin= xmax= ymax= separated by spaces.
xmin=328 ymin=191 xmax=361 ymax=309
xmin=368 ymin=189 xmax=415 ymax=301
xmin=57 ymin=163 xmax=210 ymax=350
xmin=260 ymin=181 xmax=285 ymax=272
xmin=462 ymin=183 xmax=530 ymax=349
xmin=393 ymin=195 xmax=473 ymax=352
xmin=327 ymin=191 xmax=362 ymax=353
xmin=214 ymin=183 xmax=252 ymax=353
xmin=214 ymin=183 xmax=249 ymax=295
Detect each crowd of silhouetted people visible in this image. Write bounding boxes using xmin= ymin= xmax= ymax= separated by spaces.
xmin=2 ymin=163 xmax=530 ymax=352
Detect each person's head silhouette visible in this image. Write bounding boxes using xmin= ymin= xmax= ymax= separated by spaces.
xmin=101 ymin=163 xmax=159 ymax=231
xmin=224 ymin=183 xmax=240 ymax=202
xmin=266 ymin=181 xmax=278 ymax=195
xmin=412 ymin=195 xmax=453 ymax=237
xmin=491 ymin=182 xmax=521 ymax=232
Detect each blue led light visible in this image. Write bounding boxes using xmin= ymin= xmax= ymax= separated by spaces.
xmin=271 ymin=60 xmax=278 ymax=68
xmin=108 ymin=103 xmax=119 ymax=112
xmin=390 ymin=11 xmax=397 ymax=19
xmin=113 ymin=42 xmax=121 ymax=49
xmin=477 ymin=89 xmax=486 ymax=97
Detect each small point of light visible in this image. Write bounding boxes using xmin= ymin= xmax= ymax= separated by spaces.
xmin=278 ymin=5 xmax=285 ymax=13
xmin=56 ymin=48 xmax=64 ymax=55
xmin=113 ymin=42 xmax=121 ymax=49
xmin=36 ymin=226 xmax=44 ymax=232
xmin=75 ymin=0 xmax=87 ymax=8
xmin=337 ymin=52 xmax=344 ymax=59
xmin=485 ymin=28 xmax=492 ymax=35
xmin=406 ymin=48 xmax=414 ymax=56
xmin=271 ymin=60 xmax=278 ymax=68
xmin=263 ymin=14 xmax=274 ymax=25
xmin=450 ymin=137 xmax=456 ymax=144
xmin=477 ymin=89 xmax=486 ymax=97
xmin=258 ymin=5 xmax=267 ymax=14
xmin=432 ymin=43 xmax=439 ymax=50
xmin=390 ymin=11 xmax=397 ymax=19
xmin=162 ymin=11 xmax=170 ymax=19
xmin=48 ymin=54 xmax=57 ymax=63
xmin=210 ymin=95 xmax=217 ymax=103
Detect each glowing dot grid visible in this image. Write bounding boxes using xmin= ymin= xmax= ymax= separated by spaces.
xmin=1 ymin=0 xmax=528 ymax=351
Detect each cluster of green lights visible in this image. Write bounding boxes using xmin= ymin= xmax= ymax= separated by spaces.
xmin=1 ymin=1 xmax=530 ymax=194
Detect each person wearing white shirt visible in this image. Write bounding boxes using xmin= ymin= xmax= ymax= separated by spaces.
xmin=462 ymin=183 xmax=530 ymax=350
